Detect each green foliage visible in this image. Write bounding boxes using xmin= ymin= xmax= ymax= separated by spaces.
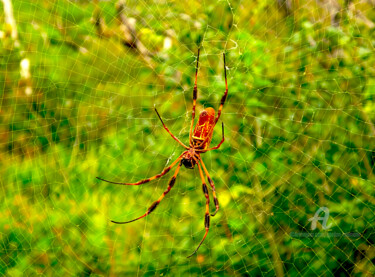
xmin=1 ymin=0 xmax=374 ymax=275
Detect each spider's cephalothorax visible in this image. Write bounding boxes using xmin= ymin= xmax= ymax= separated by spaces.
xmin=97 ymin=49 xmax=228 ymax=258
xmin=181 ymin=148 xmax=197 ymax=169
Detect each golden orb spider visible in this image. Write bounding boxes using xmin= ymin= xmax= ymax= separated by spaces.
xmin=97 ymin=49 xmax=228 ymax=257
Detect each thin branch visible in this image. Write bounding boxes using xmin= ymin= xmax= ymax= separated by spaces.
xmin=116 ymin=0 xmax=152 ymax=66
xmin=1 ymin=0 xmax=18 ymax=41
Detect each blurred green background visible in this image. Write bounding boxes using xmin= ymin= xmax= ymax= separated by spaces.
xmin=1 ymin=0 xmax=375 ymax=276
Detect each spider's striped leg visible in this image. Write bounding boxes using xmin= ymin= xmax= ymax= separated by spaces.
xmin=197 ymin=122 xmax=225 ymax=153
xmin=187 ymin=161 xmax=210 ymax=258
xmin=111 ymin=161 xmax=182 ymax=224
xmin=214 ymin=53 xmax=228 ymax=124
xmin=96 ymin=153 xmax=185 ymax=186
xmin=199 ymin=158 xmax=219 ymax=216
xmin=155 ymin=108 xmax=189 ymax=149
xmin=189 ymin=48 xmax=200 ymax=146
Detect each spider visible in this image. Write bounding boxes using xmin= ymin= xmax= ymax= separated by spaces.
xmin=97 ymin=49 xmax=228 ymax=257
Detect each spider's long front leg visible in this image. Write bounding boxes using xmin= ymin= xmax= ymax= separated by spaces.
xmin=189 ymin=49 xmax=200 ymax=146
xmin=187 ymin=161 xmax=210 ymax=258
xmin=214 ymin=53 xmax=228 ymax=124
xmin=199 ymin=158 xmax=219 ymax=216
xmin=111 ymin=161 xmax=182 ymax=224
xmin=96 ymin=152 xmax=185 ymax=185
xmin=155 ymin=108 xmax=189 ymax=149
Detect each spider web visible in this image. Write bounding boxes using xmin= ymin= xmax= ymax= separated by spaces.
xmin=1 ymin=0 xmax=375 ymax=275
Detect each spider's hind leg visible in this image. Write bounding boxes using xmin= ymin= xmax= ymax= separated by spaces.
xmin=155 ymin=108 xmax=189 ymax=149
xmin=189 ymin=48 xmax=200 ymax=146
xmin=214 ymin=53 xmax=228 ymax=124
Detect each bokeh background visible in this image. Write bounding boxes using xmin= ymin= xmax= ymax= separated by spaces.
xmin=1 ymin=0 xmax=375 ymax=276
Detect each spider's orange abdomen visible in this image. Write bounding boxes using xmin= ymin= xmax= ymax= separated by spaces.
xmin=192 ymin=107 xmax=216 ymax=149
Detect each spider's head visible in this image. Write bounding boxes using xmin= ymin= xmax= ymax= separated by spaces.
xmin=182 ymin=157 xmax=196 ymax=169
xmin=182 ymin=150 xmax=197 ymax=169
